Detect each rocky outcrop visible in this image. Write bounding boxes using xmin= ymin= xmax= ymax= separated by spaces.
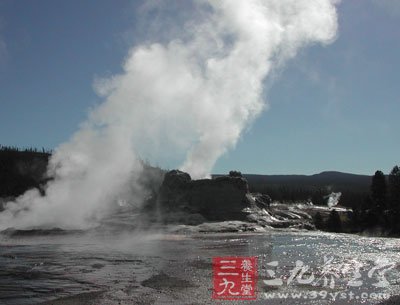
xmin=157 ymin=170 xmax=250 ymax=222
xmin=153 ymin=170 xmax=352 ymax=232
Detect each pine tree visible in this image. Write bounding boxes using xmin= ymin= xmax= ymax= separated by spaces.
xmin=370 ymin=170 xmax=386 ymax=210
xmin=388 ymin=166 xmax=400 ymax=233
xmin=229 ymin=170 xmax=242 ymax=177
xmin=388 ymin=166 xmax=400 ymax=211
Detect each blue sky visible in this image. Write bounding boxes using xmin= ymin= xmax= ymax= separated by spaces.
xmin=0 ymin=0 xmax=399 ymax=175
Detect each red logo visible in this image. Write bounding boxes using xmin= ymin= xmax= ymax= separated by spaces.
xmin=212 ymin=256 xmax=257 ymax=300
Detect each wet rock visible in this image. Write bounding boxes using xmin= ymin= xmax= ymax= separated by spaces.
xmin=169 ymin=221 xmax=269 ymax=234
xmin=252 ymin=193 xmax=272 ymax=209
xmin=244 ymin=199 xmax=317 ymax=230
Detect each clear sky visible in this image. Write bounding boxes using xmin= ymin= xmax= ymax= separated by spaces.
xmin=0 ymin=0 xmax=399 ymax=175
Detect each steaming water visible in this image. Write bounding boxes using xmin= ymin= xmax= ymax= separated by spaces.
xmin=0 ymin=0 xmax=339 ymax=230
xmin=1 ymin=220 xmax=399 ymax=305
xmin=327 ymin=192 xmax=342 ymax=208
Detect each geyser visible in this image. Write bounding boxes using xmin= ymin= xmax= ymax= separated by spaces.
xmin=0 ymin=0 xmax=339 ymax=230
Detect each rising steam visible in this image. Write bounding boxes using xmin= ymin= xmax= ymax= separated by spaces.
xmin=0 ymin=0 xmax=338 ymax=229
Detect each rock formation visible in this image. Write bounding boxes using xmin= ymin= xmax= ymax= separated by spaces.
xmin=152 ymin=169 xmax=352 ymax=232
xmin=156 ymin=170 xmax=250 ymax=222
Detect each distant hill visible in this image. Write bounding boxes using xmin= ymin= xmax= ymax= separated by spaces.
xmin=214 ymin=171 xmax=372 ymax=208
xmin=244 ymin=171 xmax=371 ymax=191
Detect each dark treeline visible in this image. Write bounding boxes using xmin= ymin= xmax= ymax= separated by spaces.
xmin=0 ymin=145 xmax=52 ymax=154
xmin=245 ymin=171 xmax=369 ymax=209
xmin=0 ymin=145 xmax=51 ymax=199
xmin=353 ymin=166 xmax=400 ymax=235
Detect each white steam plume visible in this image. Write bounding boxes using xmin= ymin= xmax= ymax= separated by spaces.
xmin=0 ymin=0 xmax=338 ymax=229
xmin=327 ymin=192 xmax=342 ymax=208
